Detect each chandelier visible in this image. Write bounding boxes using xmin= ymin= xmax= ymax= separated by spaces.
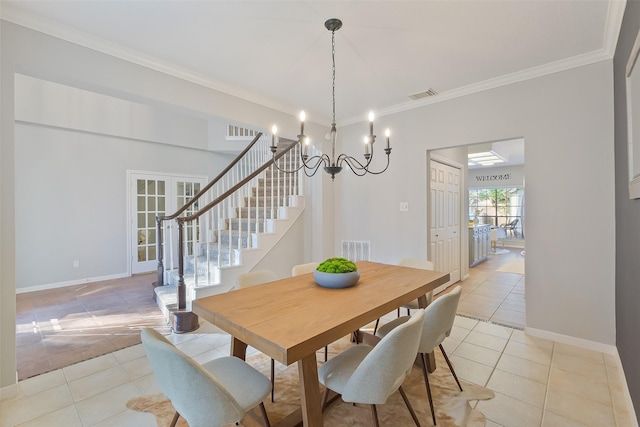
xmin=270 ymin=18 xmax=391 ymax=181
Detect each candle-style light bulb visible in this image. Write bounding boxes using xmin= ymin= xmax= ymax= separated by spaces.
xmin=304 ymin=137 xmax=310 ymax=156
xmin=385 ymin=128 xmax=390 ymax=149
xmin=368 ymin=111 xmax=374 ymax=136
xmin=364 ymin=136 xmax=370 ymax=156
xmin=271 ymin=124 xmax=278 ymax=147
xmin=299 ymin=111 xmax=306 ymax=136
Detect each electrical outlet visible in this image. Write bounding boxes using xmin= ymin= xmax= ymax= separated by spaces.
xmin=73 ymin=260 xmax=79 ymax=268
xmin=399 ymin=202 xmax=409 ymax=212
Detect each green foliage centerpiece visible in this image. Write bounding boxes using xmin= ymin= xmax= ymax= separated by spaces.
xmin=314 ymin=257 xmax=360 ymax=289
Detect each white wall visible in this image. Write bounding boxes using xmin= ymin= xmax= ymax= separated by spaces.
xmin=1 ymin=21 xmax=322 ymax=391
xmin=334 ymin=61 xmax=616 ymax=346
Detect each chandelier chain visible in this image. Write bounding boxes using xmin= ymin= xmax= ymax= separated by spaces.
xmin=331 ymin=29 xmax=336 ymax=124
xmin=270 ymin=18 xmax=391 ymax=181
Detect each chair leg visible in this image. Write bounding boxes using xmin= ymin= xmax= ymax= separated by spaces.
xmin=270 ymin=358 xmax=275 ymax=402
xmin=439 ymin=344 xmax=463 ymax=391
xmin=420 ymin=353 xmax=437 ymax=425
xmin=258 ymin=402 xmax=271 ymax=427
xmin=398 ymin=386 xmax=421 ymax=427
xmin=373 ymin=319 xmax=380 ymax=335
xmin=370 ymin=404 xmax=380 ymax=427
xmin=321 ymin=387 xmax=330 ymax=411
xmin=397 ymin=308 xmax=400 ymax=317
xmin=324 ymin=345 xmax=328 ymax=362
xmin=170 ymin=411 xmax=180 ymax=427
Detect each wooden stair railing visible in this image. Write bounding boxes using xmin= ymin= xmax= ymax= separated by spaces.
xmin=156 ymin=134 xmax=300 ymax=332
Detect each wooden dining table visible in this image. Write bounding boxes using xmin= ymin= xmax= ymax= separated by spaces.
xmin=192 ymin=261 xmax=449 ymax=427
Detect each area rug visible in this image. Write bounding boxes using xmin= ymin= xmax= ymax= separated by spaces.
xmin=489 ymin=248 xmax=510 ymax=255
xmin=127 ymin=337 xmax=494 ymax=426
xmin=496 ymin=257 xmax=524 ymax=274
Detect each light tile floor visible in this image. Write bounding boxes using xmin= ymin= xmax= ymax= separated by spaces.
xmin=1 ymin=315 xmax=635 ymax=427
xmin=459 ymin=248 xmax=526 ymax=329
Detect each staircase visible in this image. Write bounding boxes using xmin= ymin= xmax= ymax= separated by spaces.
xmin=153 ymin=133 xmax=304 ymax=325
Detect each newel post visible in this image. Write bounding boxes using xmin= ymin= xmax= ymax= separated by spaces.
xmin=168 ymin=218 xmax=199 ymax=333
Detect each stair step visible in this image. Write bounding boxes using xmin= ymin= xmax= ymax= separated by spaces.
xmin=252 ymin=187 xmax=297 ymax=196
xmin=225 ymin=218 xmax=267 ymax=232
xmin=235 ymin=207 xmax=278 ymax=219
xmin=243 ymin=196 xmax=283 ymax=208
xmin=211 ymin=229 xmax=251 ymax=245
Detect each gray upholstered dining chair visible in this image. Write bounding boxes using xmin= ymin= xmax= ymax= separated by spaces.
xmin=236 ymin=269 xmax=278 ymax=402
xmin=398 ymin=258 xmax=435 ymax=315
xmin=376 ymin=286 xmax=463 ymax=425
xmin=371 ymin=258 xmax=434 ymax=336
xmin=291 ymin=261 xmax=319 ymax=276
xmin=318 ymin=309 xmax=426 ymax=426
xmin=140 ymin=328 xmax=271 ymax=427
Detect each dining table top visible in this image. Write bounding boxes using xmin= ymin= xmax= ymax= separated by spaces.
xmin=192 ymin=261 xmax=450 ymax=366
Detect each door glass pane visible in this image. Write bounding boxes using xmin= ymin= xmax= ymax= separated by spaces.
xmin=147 ymin=180 xmax=156 ymax=195
xmin=137 ymin=179 xmax=145 ymax=195
xmin=158 ymin=181 xmax=165 ymax=195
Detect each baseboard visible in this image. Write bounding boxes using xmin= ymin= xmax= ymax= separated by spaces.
xmin=0 ymin=374 xmax=18 ymax=401
xmin=525 ymin=326 xmax=617 ymax=355
xmin=613 ymin=351 xmax=640 ymax=427
xmin=15 ymin=273 xmax=129 ymax=294
xmin=526 ymin=327 xmax=638 ymax=426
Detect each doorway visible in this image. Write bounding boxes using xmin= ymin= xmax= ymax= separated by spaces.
xmin=128 ymin=171 xmax=207 ymax=274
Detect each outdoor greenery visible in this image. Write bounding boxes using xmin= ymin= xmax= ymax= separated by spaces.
xmin=468 ymin=187 xmax=524 ymax=233
xmin=316 ymin=257 xmax=358 ymax=273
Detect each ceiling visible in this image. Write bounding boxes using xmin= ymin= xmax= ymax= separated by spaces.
xmin=1 ymin=1 xmax=625 ymax=128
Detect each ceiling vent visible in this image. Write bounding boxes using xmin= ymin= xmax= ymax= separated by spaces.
xmin=408 ymin=88 xmax=438 ymax=100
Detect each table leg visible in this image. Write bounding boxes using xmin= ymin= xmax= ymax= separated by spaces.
xmin=231 ymin=337 xmax=248 ymax=360
xmin=297 ymin=353 xmax=323 ymax=427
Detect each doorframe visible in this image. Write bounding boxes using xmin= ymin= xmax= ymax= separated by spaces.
xmin=426 ymin=153 xmax=468 ymax=284
xmin=126 ymin=170 xmax=208 ymax=276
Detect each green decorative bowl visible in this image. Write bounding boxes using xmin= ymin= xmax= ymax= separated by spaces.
xmin=313 ymin=270 xmax=360 ymax=289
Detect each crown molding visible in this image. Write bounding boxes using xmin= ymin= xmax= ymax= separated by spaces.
xmin=2 ymin=0 xmax=627 ymax=128
xmin=342 ymin=0 xmax=628 ymax=125
xmin=0 ymin=3 xmax=299 ymax=117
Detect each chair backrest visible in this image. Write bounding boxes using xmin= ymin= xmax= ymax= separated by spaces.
xmin=399 ymin=258 xmax=435 ymax=304
xmin=140 ymin=328 xmax=243 ymax=427
xmin=418 ymin=286 xmax=462 ymax=353
xmin=398 ymin=258 xmax=434 ymax=271
xmin=236 ymin=269 xmax=276 ymax=289
xmin=342 ymin=309 xmax=425 ymax=404
xmin=291 ymin=262 xmax=320 ymax=276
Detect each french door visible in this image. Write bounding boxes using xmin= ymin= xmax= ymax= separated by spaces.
xmin=428 ymin=159 xmax=461 ymax=292
xmin=129 ymin=172 xmax=206 ymax=274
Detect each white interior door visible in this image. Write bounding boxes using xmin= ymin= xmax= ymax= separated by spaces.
xmin=429 ymin=160 xmax=461 ymax=292
xmin=129 ymin=172 xmax=206 ymax=275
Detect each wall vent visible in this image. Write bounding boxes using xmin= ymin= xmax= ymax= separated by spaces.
xmin=408 ymin=88 xmax=438 ymax=100
xmin=226 ymin=124 xmax=259 ymax=140
xmin=341 ymin=240 xmax=371 ymax=262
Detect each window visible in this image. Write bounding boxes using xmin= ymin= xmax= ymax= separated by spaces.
xmin=469 ymin=187 xmax=524 ymax=238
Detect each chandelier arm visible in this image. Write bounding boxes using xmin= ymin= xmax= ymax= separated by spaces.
xmin=361 ymin=154 xmax=392 ymax=175
xmin=271 ymin=156 xmax=305 ymax=174
xmin=336 ymin=153 xmax=372 ymax=171
xmin=303 ymin=160 xmax=327 ymax=177
xmin=341 ymin=157 xmax=371 ymax=177
xmin=301 ymin=153 xmax=331 ymax=170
